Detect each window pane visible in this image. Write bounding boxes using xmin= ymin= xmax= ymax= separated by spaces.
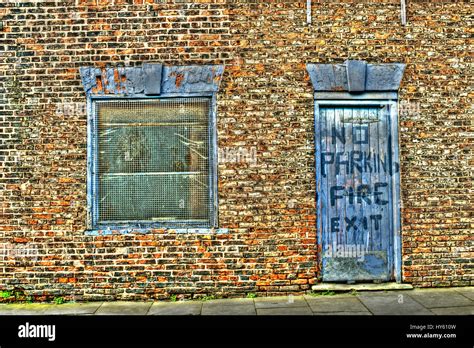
xmin=96 ymin=98 xmax=211 ymax=223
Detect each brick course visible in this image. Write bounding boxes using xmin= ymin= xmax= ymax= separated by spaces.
xmin=0 ymin=0 xmax=472 ymax=300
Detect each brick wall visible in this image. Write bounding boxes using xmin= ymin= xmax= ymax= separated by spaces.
xmin=0 ymin=0 xmax=472 ymax=300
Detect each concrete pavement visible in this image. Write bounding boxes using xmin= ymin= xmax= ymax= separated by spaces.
xmin=0 ymin=287 xmax=472 ymax=316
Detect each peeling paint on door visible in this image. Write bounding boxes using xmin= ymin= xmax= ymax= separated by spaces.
xmin=318 ymin=104 xmax=399 ymax=282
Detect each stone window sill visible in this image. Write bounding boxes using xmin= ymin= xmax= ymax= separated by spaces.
xmin=85 ymin=227 xmax=229 ymax=236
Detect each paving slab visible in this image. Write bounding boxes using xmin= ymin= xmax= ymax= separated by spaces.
xmin=313 ymin=311 xmax=372 ymax=315
xmin=305 ymin=296 xmax=369 ymax=313
xmin=202 ymin=303 xmax=256 ymax=315
xmin=358 ymin=292 xmax=433 ymax=315
xmin=95 ymin=301 xmax=152 ymax=315
xmin=453 ymin=287 xmax=474 ymax=301
xmin=408 ymin=289 xmax=473 ymax=309
xmin=43 ymin=303 xmax=102 ymax=315
xmin=430 ymin=306 xmax=474 ymax=315
xmin=0 ymin=304 xmax=50 ymax=315
xmin=254 ymin=296 xmax=307 ymax=309
xmin=148 ymin=301 xmax=202 ymax=315
xmin=1 ymin=287 xmax=471 ymax=316
xmin=206 ymin=298 xmax=255 ymax=306
xmin=257 ymin=306 xmax=313 ymax=315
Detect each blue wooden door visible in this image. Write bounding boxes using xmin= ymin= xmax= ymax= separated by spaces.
xmin=317 ymin=103 xmax=398 ymax=282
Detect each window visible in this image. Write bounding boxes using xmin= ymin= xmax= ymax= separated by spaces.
xmin=80 ymin=64 xmax=224 ymax=231
xmin=90 ymin=97 xmax=215 ymax=228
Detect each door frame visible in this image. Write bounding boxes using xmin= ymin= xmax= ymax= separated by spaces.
xmin=313 ymin=92 xmax=402 ymax=283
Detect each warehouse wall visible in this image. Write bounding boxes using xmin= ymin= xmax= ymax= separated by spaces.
xmin=0 ymin=0 xmax=472 ymax=300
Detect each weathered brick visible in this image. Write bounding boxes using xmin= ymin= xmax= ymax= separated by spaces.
xmin=0 ymin=0 xmax=471 ymax=301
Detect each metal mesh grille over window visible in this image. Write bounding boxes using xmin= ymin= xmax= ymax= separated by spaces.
xmin=96 ymin=98 xmax=211 ymax=224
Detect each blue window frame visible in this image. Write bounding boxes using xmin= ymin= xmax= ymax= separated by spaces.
xmin=88 ymin=96 xmax=217 ymax=230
